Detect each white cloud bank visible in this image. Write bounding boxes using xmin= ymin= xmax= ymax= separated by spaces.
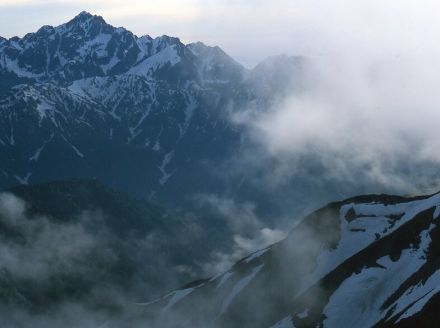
xmin=229 ymin=0 xmax=440 ymax=193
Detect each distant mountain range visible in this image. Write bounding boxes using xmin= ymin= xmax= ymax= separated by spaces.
xmin=0 ymin=11 xmax=304 ymax=210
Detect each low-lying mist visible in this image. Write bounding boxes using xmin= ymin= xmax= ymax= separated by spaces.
xmin=0 ymin=192 xmax=224 ymax=327
xmin=0 ymin=190 xmax=284 ymax=327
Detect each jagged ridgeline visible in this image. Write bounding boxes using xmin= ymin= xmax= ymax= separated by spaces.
xmin=0 ymin=11 xmax=304 ymax=210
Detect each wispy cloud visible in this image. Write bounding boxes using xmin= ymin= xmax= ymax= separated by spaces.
xmin=195 ymin=194 xmax=287 ymax=274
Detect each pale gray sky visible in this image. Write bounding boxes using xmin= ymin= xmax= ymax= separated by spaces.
xmin=0 ymin=0 xmax=310 ymax=67
xmin=0 ymin=1 xmax=439 ymax=67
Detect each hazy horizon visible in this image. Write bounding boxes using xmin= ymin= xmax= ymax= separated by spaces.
xmin=1 ymin=1 xmax=302 ymax=68
xmin=2 ymin=1 xmax=439 ymax=69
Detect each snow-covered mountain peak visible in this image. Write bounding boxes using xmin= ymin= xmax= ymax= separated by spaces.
xmin=0 ymin=12 xmax=199 ymax=84
xmin=65 ymin=10 xmax=105 ymax=26
xmin=0 ymin=11 xmax=303 ymax=211
xmin=0 ymin=11 xmax=257 ymax=87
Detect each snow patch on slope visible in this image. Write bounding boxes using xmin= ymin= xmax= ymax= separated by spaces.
xmin=299 ymin=194 xmax=440 ymax=296
xmin=128 ymin=45 xmax=180 ymax=77
xmin=244 ymin=248 xmax=269 ymax=263
xmin=29 ymin=133 xmax=54 ymax=161
xmin=221 ymin=264 xmax=264 ymax=314
xmin=322 ymin=223 xmax=435 ymax=327
xmin=216 ymin=271 xmax=234 ymax=290
xmin=158 ymin=151 xmax=176 ymax=185
xmin=14 ymin=173 xmax=32 ymax=185
xmin=270 ymin=316 xmax=296 ymax=328
xmin=163 ymin=288 xmax=194 ymax=312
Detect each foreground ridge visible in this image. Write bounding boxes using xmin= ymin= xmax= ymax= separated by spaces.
xmin=140 ymin=192 xmax=440 ymax=328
